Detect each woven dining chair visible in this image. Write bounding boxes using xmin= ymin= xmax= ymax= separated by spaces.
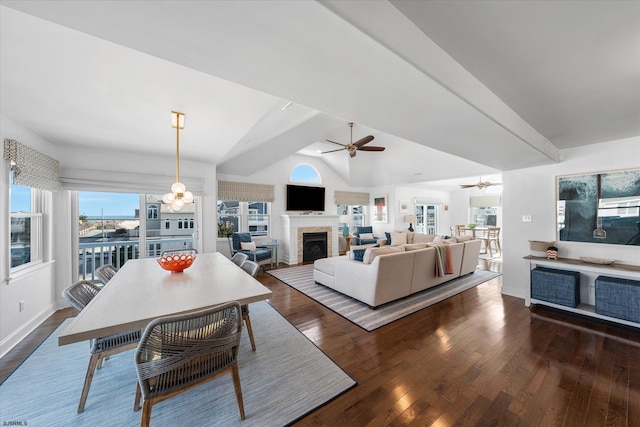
xmin=238 ymin=260 xmax=260 ymax=351
xmin=62 ymin=280 xmax=142 ymax=413
xmin=95 ymin=264 xmax=118 ymax=286
xmin=230 ymin=252 xmax=249 ymax=267
xmin=133 ymin=302 xmax=245 ymax=426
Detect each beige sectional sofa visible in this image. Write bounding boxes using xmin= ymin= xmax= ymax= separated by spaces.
xmin=313 ymin=236 xmax=482 ymax=308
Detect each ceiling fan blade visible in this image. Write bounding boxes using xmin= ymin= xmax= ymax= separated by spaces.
xmin=321 ymin=148 xmax=346 ymax=154
xmin=460 ymin=184 xmax=477 ymax=188
xmin=357 ymin=146 xmax=385 ymax=152
xmin=354 ymin=135 xmax=374 ymax=148
xmin=325 ymin=139 xmax=347 ymax=147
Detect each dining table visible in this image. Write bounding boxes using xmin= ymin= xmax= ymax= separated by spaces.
xmin=58 ymin=252 xmax=272 ymax=346
xmin=462 ymin=227 xmax=488 ymax=239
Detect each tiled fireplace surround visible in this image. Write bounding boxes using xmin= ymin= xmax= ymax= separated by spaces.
xmin=281 ymin=215 xmax=340 ymax=265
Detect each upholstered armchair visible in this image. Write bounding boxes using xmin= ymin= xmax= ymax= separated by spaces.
xmin=353 ymin=226 xmax=380 ymax=245
xmin=231 ymin=232 xmax=272 ymax=268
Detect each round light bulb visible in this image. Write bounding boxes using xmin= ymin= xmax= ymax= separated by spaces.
xmin=162 ymin=192 xmax=175 ymax=204
xmin=171 ymin=182 xmax=186 ymax=194
xmin=183 ymin=191 xmax=194 ymax=203
xmin=173 ymin=198 xmax=185 ymax=209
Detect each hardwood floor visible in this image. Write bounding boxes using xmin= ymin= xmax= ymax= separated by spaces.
xmin=3 ymin=258 xmax=639 ymax=426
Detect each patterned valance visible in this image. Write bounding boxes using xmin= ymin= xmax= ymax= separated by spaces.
xmin=470 ymin=195 xmax=502 ymax=207
xmin=218 ymin=180 xmax=274 ymax=202
xmin=335 ymin=190 xmax=369 ymax=206
xmin=3 ymin=138 xmax=61 ymax=191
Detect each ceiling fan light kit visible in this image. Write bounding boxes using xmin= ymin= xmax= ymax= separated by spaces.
xmin=460 ymin=176 xmax=502 ymax=189
xmin=321 ymin=122 xmax=385 ymax=158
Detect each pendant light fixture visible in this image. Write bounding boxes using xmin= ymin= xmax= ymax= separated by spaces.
xmin=162 ymin=111 xmax=193 ymax=211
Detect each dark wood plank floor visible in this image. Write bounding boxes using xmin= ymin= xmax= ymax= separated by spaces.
xmin=2 ymin=257 xmax=639 ymax=427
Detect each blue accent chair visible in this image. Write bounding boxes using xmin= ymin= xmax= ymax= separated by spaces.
xmin=231 ymin=232 xmax=272 ymax=268
xmin=353 ymin=226 xmax=379 ymax=245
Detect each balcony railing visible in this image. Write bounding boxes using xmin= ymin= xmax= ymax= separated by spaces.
xmin=79 ymin=237 xmax=193 ymax=282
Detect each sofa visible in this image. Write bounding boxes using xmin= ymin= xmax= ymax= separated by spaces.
xmin=313 ymin=235 xmax=482 ymax=308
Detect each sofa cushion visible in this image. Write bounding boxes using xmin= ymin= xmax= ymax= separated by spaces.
xmin=352 ymin=249 xmax=366 ymax=262
xmin=402 ymin=243 xmax=428 ymax=251
xmin=413 ymin=234 xmax=436 ymax=243
xmin=455 ymin=235 xmax=472 ymax=242
xmin=390 ymin=232 xmax=407 ymax=246
xmin=314 ymin=256 xmax=339 ymax=276
xmin=363 ymin=245 xmax=405 ymax=264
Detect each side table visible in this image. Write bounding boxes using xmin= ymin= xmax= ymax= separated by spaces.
xmin=261 ymin=240 xmax=278 ymax=269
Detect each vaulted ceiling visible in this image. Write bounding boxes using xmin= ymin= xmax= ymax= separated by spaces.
xmin=1 ymin=1 xmax=638 ymax=188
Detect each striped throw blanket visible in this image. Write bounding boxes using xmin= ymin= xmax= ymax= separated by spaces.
xmin=434 ymin=244 xmax=454 ymax=277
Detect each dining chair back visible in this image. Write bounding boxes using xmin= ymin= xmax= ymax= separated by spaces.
xmin=231 ymin=252 xmax=249 ymax=267
xmin=61 ymin=280 xmax=142 ymax=413
xmin=134 ymin=302 xmax=245 ymax=426
xmin=241 ymin=260 xmax=260 ymax=277
xmin=482 ymin=227 xmax=502 ymax=257
xmin=455 ymin=225 xmax=466 ymax=236
xmin=95 ymin=264 xmax=118 ymax=286
xmin=239 ymin=259 xmax=260 ymax=351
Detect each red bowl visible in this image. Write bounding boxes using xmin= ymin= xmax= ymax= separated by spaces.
xmin=157 ymin=253 xmax=197 ymax=273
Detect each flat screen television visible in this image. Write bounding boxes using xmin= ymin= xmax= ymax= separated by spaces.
xmin=286 ymin=184 xmax=325 ymax=212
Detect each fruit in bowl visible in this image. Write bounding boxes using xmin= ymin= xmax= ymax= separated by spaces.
xmin=157 ymin=250 xmax=197 ymax=273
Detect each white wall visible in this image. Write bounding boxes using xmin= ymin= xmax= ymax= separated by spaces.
xmin=502 ymin=136 xmax=640 ymax=299
xmin=1 ymin=116 xmax=59 ymax=357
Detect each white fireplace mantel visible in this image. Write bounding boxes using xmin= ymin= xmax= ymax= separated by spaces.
xmin=281 ymin=215 xmax=340 ymax=265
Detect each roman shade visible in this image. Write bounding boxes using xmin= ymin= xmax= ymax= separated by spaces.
xmin=470 ymin=195 xmax=502 ymax=207
xmin=334 ymin=190 xmax=369 ymax=206
xmin=3 ymin=138 xmax=61 ymax=191
xmin=218 ymin=180 xmax=274 ymax=202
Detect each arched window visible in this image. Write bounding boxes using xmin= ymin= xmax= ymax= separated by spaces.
xmin=147 ymin=204 xmax=158 ymax=220
xmin=290 ymin=164 xmax=321 ymax=184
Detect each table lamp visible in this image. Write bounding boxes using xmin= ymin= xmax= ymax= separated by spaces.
xmin=404 ymin=215 xmax=417 ymax=232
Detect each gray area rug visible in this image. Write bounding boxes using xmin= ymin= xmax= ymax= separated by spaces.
xmin=268 ymin=264 xmax=501 ymax=331
xmin=0 ymin=301 xmax=355 ymax=426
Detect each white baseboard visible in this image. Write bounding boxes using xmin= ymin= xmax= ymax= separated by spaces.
xmin=0 ymin=303 xmax=56 ymax=359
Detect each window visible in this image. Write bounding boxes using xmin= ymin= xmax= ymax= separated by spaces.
xmin=10 ymin=184 xmax=43 ymax=269
xmin=217 ymin=201 xmax=271 ymax=237
xmin=165 ymin=219 xmax=170 ymax=230
xmin=337 ymin=204 xmax=365 ymax=234
xmin=147 ymin=204 xmax=158 ymax=220
xmin=178 ymin=218 xmax=183 ymax=229
xmin=290 ymin=164 xmax=321 ymax=183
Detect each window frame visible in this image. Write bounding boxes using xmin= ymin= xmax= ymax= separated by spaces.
xmin=218 ymin=201 xmax=271 ymax=237
xmin=10 ymin=185 xmax=45 ymax=272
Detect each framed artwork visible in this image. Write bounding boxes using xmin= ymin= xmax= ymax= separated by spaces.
xmin=373 ymin=194 xmax=388 ymax=223
xmin=399 ymin=200 xmax=410 ymax=214
xmin=557 ymin=168 xmax=640 ymax=245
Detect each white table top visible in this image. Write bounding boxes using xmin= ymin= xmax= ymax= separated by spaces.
xmin=59 ymin=252 xmax=272 ymax=346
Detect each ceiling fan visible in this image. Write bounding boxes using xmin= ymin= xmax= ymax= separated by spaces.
xmin=460 ymin=177 xmax=502 ymax=189
xmin=321 ymin=122 xmax=385 ymax=158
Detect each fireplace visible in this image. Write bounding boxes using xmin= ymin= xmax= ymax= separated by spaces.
xmin=280 ymin=215 xmax=339 ymax=265
xmin=302 ymin=232 xmax=328 ymax=263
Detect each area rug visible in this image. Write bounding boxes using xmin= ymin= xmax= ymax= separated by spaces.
xmin=268 ymin=264 xmax=501 ymax=331
xmin=0 ymin=301 xmax=356 ymax=426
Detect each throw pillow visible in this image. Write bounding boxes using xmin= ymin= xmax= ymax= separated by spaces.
xmin=385 ymin=232 xmax=391 ymax=245
xmin=456 ymin=235 xmax=472 ymax=242
xmin=352 ymin=249 xmax=366 ymax=262
xmin=360 ymin=233 xmax=374 ymax=240
xmin=433 ymin=235 xmax=443 ymax=242
xmin=390 ymin=232 xmax=407 ymax=246
xmin=240 ymin=241 xmax=257 ymax=251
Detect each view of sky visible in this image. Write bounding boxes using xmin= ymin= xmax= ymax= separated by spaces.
xmin=79 ymin=192 xmax=140 ymax=217
xmin=10 ymin=185 xmax=30 ymax=212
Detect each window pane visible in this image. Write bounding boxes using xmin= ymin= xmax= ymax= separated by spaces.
xmin=11 ymin=217 xmax=31 ymax=267
xmin=10 ymin=184 xmax=31 ymax=213
xmin=290 ymin=164 xmax=321 ymax=183
xmin=147 ymin=194 xmax=194 ymax=257
xmin=248 ymin=202 xmax=268 ymax=236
